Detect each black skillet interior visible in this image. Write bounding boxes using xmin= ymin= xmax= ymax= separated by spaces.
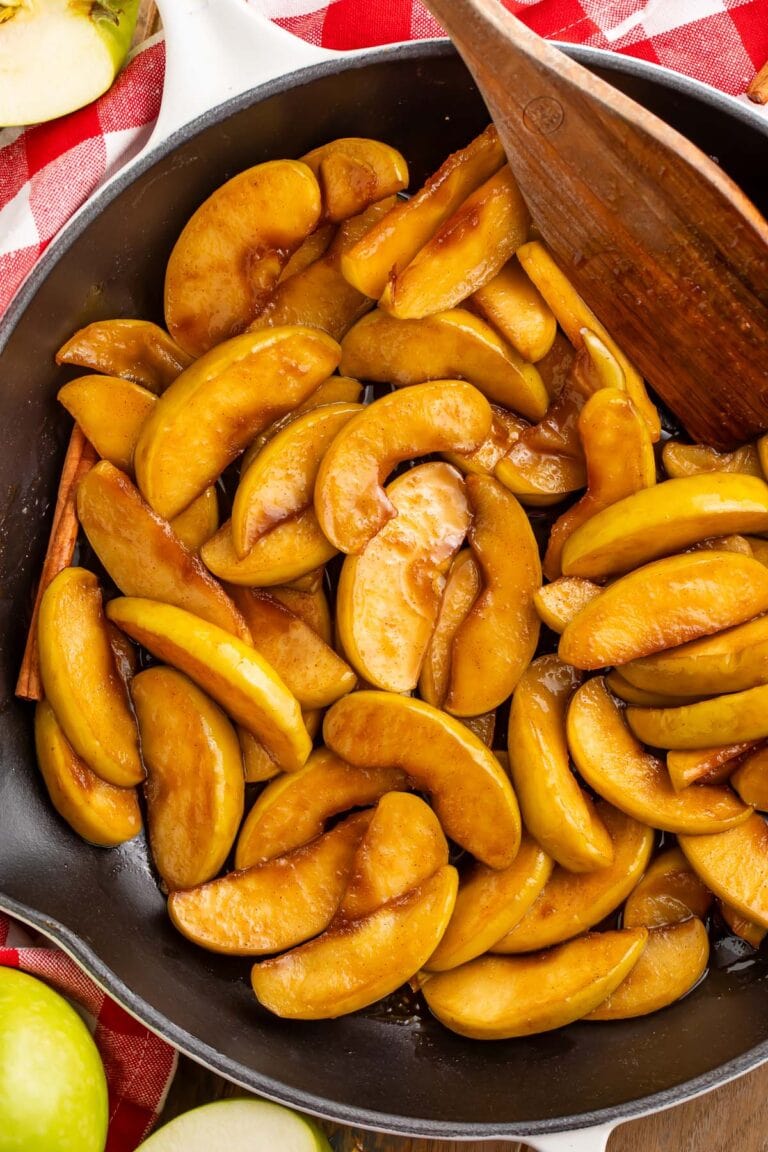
xmin=2 ymin=40 xmax=768 ymax=1143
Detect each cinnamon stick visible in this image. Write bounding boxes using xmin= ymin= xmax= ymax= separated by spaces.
xmin=747 ymin=59 xmax=768 ymax=104
xmin=15 ymin=425 xmax=98 ymax=701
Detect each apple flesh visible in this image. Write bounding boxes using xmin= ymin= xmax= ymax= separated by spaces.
xmin=0 ymin=967 xmax=108 ymax=1152
xmin=0 ymin=0 xmax=139 ymax=127
xmin=137 ymin=1099 xmax=333 ymax=1151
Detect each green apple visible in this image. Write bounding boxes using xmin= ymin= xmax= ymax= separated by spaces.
xmin=0 ymin=0 xmax=139 ymax=127
xmin=0 ymin=967 xmax=108 ymax=1152
xmin=138 ymin=1099 xmax=334 ymax=1151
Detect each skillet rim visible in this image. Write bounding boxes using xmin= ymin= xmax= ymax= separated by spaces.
xmin=2 ymin=37 xmax=768 ymax=1141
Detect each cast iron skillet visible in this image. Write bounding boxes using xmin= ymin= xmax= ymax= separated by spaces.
xmin=2 ymin=6 xmax=768 ymax=1147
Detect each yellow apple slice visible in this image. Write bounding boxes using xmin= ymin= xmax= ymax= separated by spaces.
xmin=662 ymin=440 xmax=762 ymax=479
xmin=380 ymin=167 xmax=529 ymax=318
xmin=443 ymin=406 xmax=528 ymax=478
xmin=720 ymin=902 xmax=767 ymax=948
xmin=105 ymin=598 xmax=310 ymax=772
xmin=731 ymin=745 xmax=768 ymax=810
xmin=492 ymin=804 xmax=653 ymax=953
xmin=270 ymin=582 xmax=332 ymax=646
xmin=339 ymin=793 xmax=448 ymax=920
xmin=626 ymin=685 xmax=768 ymax=749
xmin=667 ymin=743 xmax=756 ymax=791
xmin=131 ymin=667 xmax=245 ymax=891
xmin=232 ymin=403 xmax=362 ymax=557
xmin=585 ymin=919 xmax=708 ymax=1020
xmin=623 ymin=848 xmax=712 ymax=928
xmin=238 ymin=729 xmax=280 ymax=784
xmin=568 ymin=678 xmax=751 ymax=832
xmin=134 ymin=326 xmax=340 ymax=520
xmin=34 ymin=700 xmax=141 ymax=848
xmin=445 ymin=476 xmax=541 ymax=715
xmin=244 ymin=375 xmax=363 ymax=466
xmin=337 ymin=462 xmax=469 ymax=693
xmin=201 ymin=511 xmax=337 ymax=587
xmin=419 ymin=549 xmax=480 ymax=708
xmin=680 ymin=814 xmax=768 ymax=928
xmin=508 ymin=655 xmax=613 ymax=872
xmin=169 ymin=486 xmax=219 ymax=553
xmin=77 ymin=462 xmax=250 ymax=641
xmin=324 ymin=691 xmax=521 ymax=869
xmin=278 ymin=224 xmax=335 ymax=281
xmin=301 ymin=138 xmax=408 ymax=222
xmin=56 ymin=319 xmax=192 ymax=393
xmin=38 ymin=568 xmax=142 ymax=787
xmin=558 ymin=551 xmax=768 ymax=670
xmin=471 ymin=258 xmax=557 ymax=362
xmin=235 ymin=747 xmax=408 ymax=868
xmin=164 ymin=160 xmax=322 ymax=357
xmin=560 ymin=474 xmax=768 ymax=579
xmin=251 ymin=865 xmax=458 ymax=1019
xmin=341 ymin=124 xmax=505 ymax=300
xmin=229 ymin=588 xmax=356 ymax=709
xmin=533 ymin=576 xmax=603 ymax=633
xmin=58 ymin=375 xmax=156 ymax=472
xmin=603 ymin=671 xmax=698 ymax=709
xmin=425 ymin=835 xmax=553 ymax=972
xmin=168 ymin=812 xmax=369 ymax=956
xmin=339 ymin=308 xmax=548 ymax=420
xmin=314 ymin=380 xmax=492 ymax=555
xmin=494 ymin=440 xmax=586 ymax=506
xmin=424 ymin=928 xmax=647 ymax=1039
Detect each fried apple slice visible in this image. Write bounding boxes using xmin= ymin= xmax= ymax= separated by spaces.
xmin=559 ymin=552 xmax=768 ymax=670
xmin=106 ymin=598 xmax=311 ymax=772
xmin=229 ymin=588 xmax=356 ymax=709
xmin=168 ymin=812 xmax=369 ymax=956
xmin=680 ymin=815 xmax=768 ymax=928
xmin=337 ymin=462 xmax=469 ymax=693
xmin=604 ymin=671 xmax=698 ymax=709
xmin=492 ymin=804 xmax=652 ymax=953
xmin=380 ymin=167 xmax=529 ymax=318
xmin=244 ymin=375 xmax=363 ymax=465
xmin=585 ymin=919 xmax=708 ymax=1020
xmin=232 ymin=403 xmax=362 ymax=556
xmin=314 ymin=380 xmax=492 ymax=554
xmin=270 ymin=582 xmax=332 ymax=645
xmin=731 ymin=745 xmax=768 ymax=809
xmin=419 ymin=549 xmax=480 ymax=708
xmin=38 ymin=568 xmax=142 ymax=787
xmin=495 ymin=441 xmax=586 ymax=506
xmin=425 ymin=928 xmax=647 ymax=1039
xmin=443 ymin=406 xmax=528 ymax=478
xmin=58 ymin=375 xmax=156 ymax=472
xmin=169 ymin=485 xmax=219 ymax=553
xmin=56 ymin=319 xmax=192 ymax=393
xmin=278 ymin=224 xmax=335 ymax=280
xmin=569 ymin=678 xmax=751 ymax=832
xmin=623 ymin=848 xmax=712 ymax=928
xmin=34 ymin=700 xmax=141 ymax=847
xmin=533 ymin=576 xmax=602 ymax=633
xmin=134 ymin=327 xmax=340 ymax=520
xmin=471 ymin=258 xmax=556 ymax=362
xmin=667 ymin=743 xmax=757 ymax=791
xmin=444 ymin=476 xmax=540 ymax=715
xmin=662 ymin=440 xmax=762 ymax=479
xmin=238 ymin=729 xmax=280 ymax=784
xmin=324 ymin=691 xmax=521 ymax=868
xmin=425 ymin=835 xmax=552 ymax=972
xmin=508 ymin=655 xmax=612 ymax=872
xmin=339 ymin=308 xmax=548 ymax=420
xmin=131 ymin=667 xmax=244 ymax=890
xmin=251 ymin=865 xmax=458 ymax=1019
xmin=560 ymin=474 xmax=768 ymax=579
xmin=720 ymin=902 xmax=767 ymax=948
xmin=201 ymin=511 xmax=337 ymax=588
xmin=301 ymin=138 xmax=408 ymax=222
xmin=77 ymin=462 xmax=250 ymax=641
xmin=626 ymin=685 xmax=768 ymax=749
xmin=164 ymin=159 xmax=322 ymax=356
xmin=341 ymin=124 xmax=505 ymax=299
xmin=339 ymin=793 xmax=448 ymax=920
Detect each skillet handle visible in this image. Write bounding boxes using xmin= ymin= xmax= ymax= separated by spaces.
xmin=522 ymin=1122 xmax=617 ymax=1151
xmin=151 ymin=0 xmax=340 ymax=147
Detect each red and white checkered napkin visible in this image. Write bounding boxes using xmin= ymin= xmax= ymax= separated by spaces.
xmin=0 ymin=913 xmax=178 ymax=1150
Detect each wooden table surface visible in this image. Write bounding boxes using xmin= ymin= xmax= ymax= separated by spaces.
xmin=133 ymin=4 xmax=766 ymax=1148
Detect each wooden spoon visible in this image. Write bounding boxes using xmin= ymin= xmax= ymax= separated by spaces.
xmin=425 ymin=0 xmax=768 ymax=449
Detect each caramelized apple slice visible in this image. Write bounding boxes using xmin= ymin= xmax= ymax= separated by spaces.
xmin=324 ymin=691 xmax=521 ymax=869
xmin=56 ymin=318 xmax=192 ymax=393
xmin=419 ymin=549 xmax=480 ymax=708
xmin=680 ymin=814 xmax=768 ymax=929
xmin=58 ymin=375 xmax=156 ymax=472
xmin=626 ymin=685 xmax=768 ymax=749
xmin=623 ymin=848 xmax=712 ymax=928
xmin=168 ymin=813 xmax=369 ymax=956
xmin=425 ymin=928 xmax=647 ymax=1039
xmin=106 ymin=598 xmax=311 ymax=772
xmin=731 ymin=745 xmax=768 ymax=809
xmin=339 ymin=308 xmax=548 ymax=420
xmin=585 ymin=919 xmax=708 ymax=1020
xmin=662 ymin=440 xmax=762 ymax=479
xmin=720 ymin=902 xmax=767 ymax=948
xmin=201 ymin=511 xmax=337 ymax=587
xmin=667 ymin=743 xmax=757 ymax=791
xmin=38 ymin=568 xmax=142 ymax=787
xmin=492 ymin=804 xmax=652 ymax=953
xmin=471 ymin=258 xmax=556 ymax=362
xmin=251 ymin=865 xmax=458 ymax=1019
xmin=34 ymin=700 xmax=141 ymax=847
xmin=238 ymin=729 xmax=280 ymax=784
xmin=444 ymin=406 xmax=528 ymax=478
xmin=169 ymin=485 xmax=219 ymax=553
xmin=508 ymin=655 xmax=612 ymax=872
xmin=132 ymin=667 xmax=245 ymax=890
xmin=337 ymin=462 xmax=469 ymax=693
xmin=604 ymin=671 xmax=698 ymax=709
xmin=495 ymin=441 xmax=586 ymax=507
xmin=301 ymin=138 xmax=408 ymax=222
xmin=314 ymin=380 xmax=491 ymax=555
xmin=426 ymin=835 xmax=553 ymax=972
xmin=533 ymin=576 xmax=602 ymax=633
xmin=164 ymin=159 xmax=322 ymax=356
xmin=244 ymin=375 xmax=363 ymax=465
xmin=568 ymin=678 xmax=751 ymax=833
xmin=270 ymin=581 xmax=332 ymax=645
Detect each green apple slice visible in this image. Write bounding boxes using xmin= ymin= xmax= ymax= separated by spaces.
xmin=137 ymin=1099 xmax=333 ymax=1151
xmin=0 ymin=0 xmax=139 ymax=127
